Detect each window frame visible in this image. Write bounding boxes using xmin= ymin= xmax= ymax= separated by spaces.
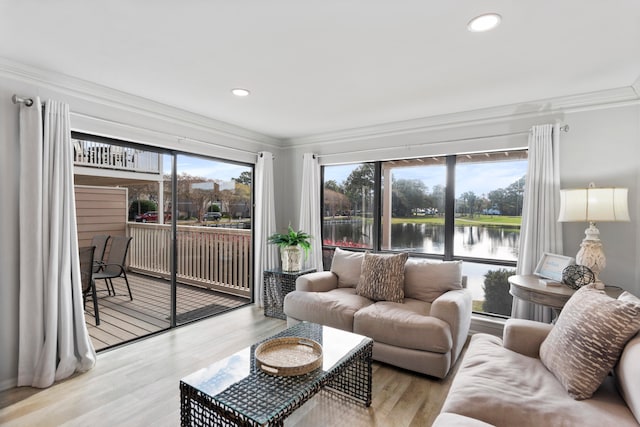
xmin=321 ymin=149 xmax=527 ymax=318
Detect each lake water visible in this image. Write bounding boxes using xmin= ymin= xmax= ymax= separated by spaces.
xmin=323 ymin=220 xmax=520 ymax=304
xmin=323 ymin=221 xmax=520 ymax=262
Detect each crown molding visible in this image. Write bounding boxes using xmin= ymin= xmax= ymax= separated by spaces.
xmin=0 ymin=57 xmax=281 ymax=149
xmin=285 ymin=86 xmax=640 ymax=148
xmin=4 ymin=57 xmax=638 ymax=151
xmin=632 ymin=73 xmax=640 ymax=98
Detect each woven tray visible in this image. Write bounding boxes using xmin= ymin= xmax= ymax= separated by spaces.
xmin=255 ymin=337 xmax=323 ymax=376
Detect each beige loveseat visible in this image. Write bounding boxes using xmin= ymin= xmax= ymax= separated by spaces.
xmin=434 ymin=289 xmax=640 ymax=426
xmin=283 ymin=248 xmax=472 ymax=378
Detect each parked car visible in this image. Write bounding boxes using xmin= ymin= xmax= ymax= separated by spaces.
xmin=203 ymin=212 xmax=222 ymax=221
xmin=135 ymin=211 xmax=171 ymax=223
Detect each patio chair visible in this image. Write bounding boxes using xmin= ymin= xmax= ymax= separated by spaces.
xmin=93 ymin=235 xmax=133 ymax=301
xmin=91 ymin=234 xmax=111 ymax=273
xmin=79 ymin=245 xmax=101 ymax=326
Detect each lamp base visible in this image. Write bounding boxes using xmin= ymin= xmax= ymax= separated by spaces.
xmin=576 ymin=223 xmax=606 ymax=288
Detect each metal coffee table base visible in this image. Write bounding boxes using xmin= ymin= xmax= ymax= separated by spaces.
xmin=180 ymin=325 xmax=373 ymax=426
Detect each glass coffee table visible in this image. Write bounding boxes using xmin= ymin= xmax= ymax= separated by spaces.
xmin=180 ymin=322 xmax=373 ymax=426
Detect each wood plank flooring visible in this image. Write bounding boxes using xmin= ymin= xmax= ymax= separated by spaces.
xmin=0 ymin=306 xmax=464 ymax=427
xmin=85 ymin=272 xmax=250 ymax=350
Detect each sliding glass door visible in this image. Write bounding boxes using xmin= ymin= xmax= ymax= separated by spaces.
xmin=73 ymin=132 xmax=254 ymax=349
xmin=173 ymin=154 xmax=253 ymax=325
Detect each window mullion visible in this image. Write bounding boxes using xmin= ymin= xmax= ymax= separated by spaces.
xmin=444 ymin=156 xmax=456 ymax=261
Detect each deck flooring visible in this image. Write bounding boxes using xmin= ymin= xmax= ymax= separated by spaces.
xmin=85 ymin=272 xmax=250 ymax=351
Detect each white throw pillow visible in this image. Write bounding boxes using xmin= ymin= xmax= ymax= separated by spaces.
xmin=403 ymin=259 xmax=463 ymax=302
xmin=330 ymin=248 xmax=365 ymax=288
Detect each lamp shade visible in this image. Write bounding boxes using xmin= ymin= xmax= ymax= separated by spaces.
xmin=558 ymin=187 xmax=630 ymax=223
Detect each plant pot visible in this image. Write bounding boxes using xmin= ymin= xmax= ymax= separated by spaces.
xmin=281 ymin=245 xmax=302 ymax=272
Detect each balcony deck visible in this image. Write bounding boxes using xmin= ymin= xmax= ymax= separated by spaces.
xmin=85 ymin=272 xmax=251 ymax=351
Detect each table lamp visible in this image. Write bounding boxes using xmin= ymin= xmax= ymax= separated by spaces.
xmin=558 ymin=183 xmax=630 ymax=289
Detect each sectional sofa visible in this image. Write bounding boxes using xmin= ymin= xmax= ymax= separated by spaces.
xmin=433 ymin=285 xmax=640 ymax=426
xmin=283 ymin=248 xmax=472 ymax=378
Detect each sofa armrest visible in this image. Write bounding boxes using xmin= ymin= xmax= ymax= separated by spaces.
xmin=295 ymin=271 xmax=339 ymax=292
xmin=503 ymin=318 xmax=553 ymax=359
xmin=430 ymin=289 xmax=472 ymax=362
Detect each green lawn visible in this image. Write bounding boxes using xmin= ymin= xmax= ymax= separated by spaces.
xmin=390 ymin=214 xmax=521 ymax=227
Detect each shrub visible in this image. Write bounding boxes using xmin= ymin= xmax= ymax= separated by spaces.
xmin=482 ymin=268 xmax=516 ymax=316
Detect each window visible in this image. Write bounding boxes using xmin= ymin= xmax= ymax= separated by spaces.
xmin=322 ymin=163 xmax=375 ymax=250
xmin=321 ymin=149 xmax=527 ymax=318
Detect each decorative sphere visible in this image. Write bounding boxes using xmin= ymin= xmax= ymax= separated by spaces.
xmin=562 ymin=265 xmax=595 ymax=290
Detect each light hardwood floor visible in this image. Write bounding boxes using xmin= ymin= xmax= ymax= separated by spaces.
xmin=0 ymin=306 xmax=462 ymax=427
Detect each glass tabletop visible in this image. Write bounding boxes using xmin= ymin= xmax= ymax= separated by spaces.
xmin=181 ymin=322 xmax=371 ymax=424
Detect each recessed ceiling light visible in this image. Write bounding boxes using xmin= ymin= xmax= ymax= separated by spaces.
xmin=231 ymin=88 xmax=250 ymax=97
xmin=467 ymin=13 xmax=501 ymax=32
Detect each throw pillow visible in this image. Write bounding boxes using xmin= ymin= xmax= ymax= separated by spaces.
xmin=356 ymin=252 xmax=408 ymax=303
xmin=540 ymin=284 xmax=640 ymax=400
xmin=615 ymin=290 xmax=640 ymax=422
xmin=404 ymin=259 xmax=463 ymax=302
xmin=330 ymin=248 xmax=365 ymax=288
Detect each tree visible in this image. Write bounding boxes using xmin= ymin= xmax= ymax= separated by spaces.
xmin=233 ymin=171 xmax=252 ymax=186
xmin=459 ymin=191 xmax=481 ymax=217
xmin=391 ymin=179 xmax=428 ymax=217
xmin=324 ymin=188 xmax=351 ymax=217
xmin=430 ymin=184 xmax=446 ymax=214
xmin=324 ymin=180 xmax=343 ymax=193
xmin=343 ymin=164 xmax=375 ymax=214
xmin=229 ymin=182 xmax=251 ymax=218
xmin=487 ymin=176 xmax=525 ymax=216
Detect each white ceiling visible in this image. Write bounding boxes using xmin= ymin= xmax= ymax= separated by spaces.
xmin=2 ymin=1 xmax=640 ymax=140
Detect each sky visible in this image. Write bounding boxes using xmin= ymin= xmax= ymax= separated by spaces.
xmin=324 ymin=160 xmax=527 ymax=197
xmin=164 ymin=154 xmax=250 ymax=182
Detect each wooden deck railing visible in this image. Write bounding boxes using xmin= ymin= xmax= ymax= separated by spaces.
xmin=128 ymin=223 xmax=252 ymax=297
xmin=73 ymin=139 xmax=161 ymax=173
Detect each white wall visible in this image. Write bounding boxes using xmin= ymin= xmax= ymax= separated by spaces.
xmin=0 ymin=71 xmax=278 ymax=391
xmin=2 ymin=62 xmax=638 ymax=391
xmin=279 ymin=102 xmax=640 ymax=294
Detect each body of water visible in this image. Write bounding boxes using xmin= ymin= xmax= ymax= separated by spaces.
xmin=323 ymin=221 xmax=520 ymax=262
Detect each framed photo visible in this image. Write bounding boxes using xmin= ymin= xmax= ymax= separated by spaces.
xmin=534 ymin=253 xmax=575 ymax=282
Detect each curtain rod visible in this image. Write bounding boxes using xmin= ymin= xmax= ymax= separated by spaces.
xmin=12 ymin=94 xmax=34 ymax=107
xmin=316 ymin=125 xmax=569 ymax=160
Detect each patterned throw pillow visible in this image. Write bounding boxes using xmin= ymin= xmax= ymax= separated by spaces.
xmin=540 ymin=285 xmax=640 ymax=400
xmin=356 ymin=252 xmax=408 ymax=303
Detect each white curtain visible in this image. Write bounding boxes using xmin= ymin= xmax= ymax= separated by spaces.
xmin=18 ymin=98 xmax=96 ymax=388
xmin=512 ymin=124 xmax=563 ymax=322
xmin=254 ymin=152 xmax=278 ymax=307
xmin=299 ymin=153 xmax=324 ymax=271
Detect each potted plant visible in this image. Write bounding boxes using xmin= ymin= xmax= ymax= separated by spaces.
xmin=268 ymin=226 xmax=312 ymax=272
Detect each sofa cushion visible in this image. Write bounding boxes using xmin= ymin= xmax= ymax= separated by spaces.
xmin=540 ymin=285 xmax=640 ymax=400
xmin=442 ymin=333 xmax=638 ymax=427
xmin=330 ymin=248 xmax=365 ymax=288
xmin=353 ymin=298 xmax=452 ymax=353
xmin=283 ymin=288 xmax=373 ymax=331
xmin=356 ymin=252 xmax=408 ymax=302
xmin=615 ymin=291 xmax=640 ymax=424
xmin=432 ymin=413 xmax=495 ymax=427
xmin=404 ymin=259 xmax=463 ymax=303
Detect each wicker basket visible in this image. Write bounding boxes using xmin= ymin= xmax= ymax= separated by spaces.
xmin=255 ymin=337 xmax=323 ymax=376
